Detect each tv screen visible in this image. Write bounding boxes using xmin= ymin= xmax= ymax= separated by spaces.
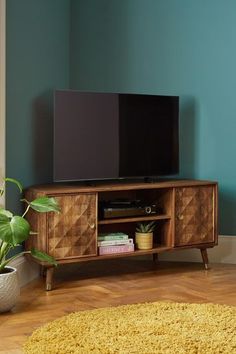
xmin=53 ymin=91 xmax=179 ymax=182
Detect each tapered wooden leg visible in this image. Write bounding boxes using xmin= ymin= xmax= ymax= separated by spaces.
xmin=200 ymin=249 xmax=209 ymax=270
xmin=40 ymin=265 xmax=46 ymax=277
xmin=46 ymin=267 xmax=55 ymax=291
xmin=153 ymin=253 xmax=159 ymax=263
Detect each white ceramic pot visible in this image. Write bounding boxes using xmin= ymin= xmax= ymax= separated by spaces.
xmin=0 ymin=266 xmax=20 ymax=313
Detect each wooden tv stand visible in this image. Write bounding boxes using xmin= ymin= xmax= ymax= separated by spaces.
xmin=25 ymin=179 xmax=218 ymax=290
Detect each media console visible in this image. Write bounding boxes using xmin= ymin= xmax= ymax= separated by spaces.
xmin=25 ymin=179 xmax=218 ymax=290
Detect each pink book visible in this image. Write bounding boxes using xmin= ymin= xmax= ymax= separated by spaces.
xmin=98 ymin=243 xmax=134 ymax=255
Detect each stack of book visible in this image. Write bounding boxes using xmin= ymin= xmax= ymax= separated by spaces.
xmin=98 ymin=232 xmax=134 ymax=255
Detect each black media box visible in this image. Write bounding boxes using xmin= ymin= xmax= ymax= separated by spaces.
xmin=99 ymin=200 xmax=159 ymax=219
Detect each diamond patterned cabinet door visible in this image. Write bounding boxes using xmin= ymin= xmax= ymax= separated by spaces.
xmin=47 ymin=193 xmax=97 ymax=259
xmin=175 ymin=186 xmax=216 ymax=246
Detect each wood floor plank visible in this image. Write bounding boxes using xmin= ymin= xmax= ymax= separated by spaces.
xmin=1 ymin=259 xmax=236 ymax=353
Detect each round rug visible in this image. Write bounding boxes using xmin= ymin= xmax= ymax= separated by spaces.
xmin=23 ymin=302 xmax=236 ymax=354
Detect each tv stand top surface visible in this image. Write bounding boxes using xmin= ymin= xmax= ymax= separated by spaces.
xmin=27 ymin=179 xmax=218 ymax=195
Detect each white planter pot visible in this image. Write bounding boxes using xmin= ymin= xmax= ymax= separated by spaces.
xmin=0 ymin=266 xmax=20 ymax=313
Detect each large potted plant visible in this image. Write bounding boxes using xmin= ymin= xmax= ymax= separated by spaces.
xmin=0 ymin=178 xmax=60 ymax=312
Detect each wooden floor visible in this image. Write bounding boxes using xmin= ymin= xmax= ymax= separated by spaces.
xmin=1 ymin=259 xmax=236 ymax=353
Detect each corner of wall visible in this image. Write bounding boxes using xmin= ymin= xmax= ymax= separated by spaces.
xmin=0 ymin=0 xmax=6 ymax=207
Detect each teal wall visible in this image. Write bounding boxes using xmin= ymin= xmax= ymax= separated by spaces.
xmin=6 ymin=0 xmax=236 ymax=234
xmin=6 ymin=0 xmax=70 ymax=212
xmin=70 ymin=0 xmax=236 ymax=235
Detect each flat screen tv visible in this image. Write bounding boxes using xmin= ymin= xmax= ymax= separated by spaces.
xmin=53 ymin=90 xmax=179 ymax=182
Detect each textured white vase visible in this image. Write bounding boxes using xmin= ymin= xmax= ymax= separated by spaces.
xmin=0 ymin=266 xmax=20 ymax=313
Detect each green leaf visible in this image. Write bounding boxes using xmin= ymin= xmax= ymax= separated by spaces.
xmin=29 ymin=197 xmax=60 ymax=213
xmin=0 ymin=213 xmax=10 ymax=222
xmin=136 ymin=221 xmax=156 ymax=233
xmin=4 ymin=178 xmax=23 ymax=193
xmin=147 ymin=221 xmax=156 ymax=232
xmin=30 ymin=248 xmax=57 ymax=266
xmin=0 ymin=208 xmax=13 ymax=218
xmin=0 ymin=215 xmax=30 ymax=246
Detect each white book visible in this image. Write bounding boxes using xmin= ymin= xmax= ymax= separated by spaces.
xmin=97 ymin=238 xmax=133 ymax=247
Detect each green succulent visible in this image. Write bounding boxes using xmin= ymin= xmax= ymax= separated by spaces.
xmin=0 ymin=178 xmax=60 ymax=273
xmin=136 ymin=221 xmax=156 ymax=233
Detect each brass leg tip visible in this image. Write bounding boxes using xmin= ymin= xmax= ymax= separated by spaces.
xmin=46 ymin=284 xmax=52 ymax=291
xmin=204 ymin=264 xmax=209 ymax=270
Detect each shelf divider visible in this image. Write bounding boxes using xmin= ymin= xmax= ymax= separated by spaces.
xmin=98 ymin=214 xmax=171 ymax=225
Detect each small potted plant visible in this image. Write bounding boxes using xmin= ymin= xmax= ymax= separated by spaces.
xmin=135 ymin=221 xmax=156 ymax=250
xmin=0 ymin=178 xmax=60 ymax=312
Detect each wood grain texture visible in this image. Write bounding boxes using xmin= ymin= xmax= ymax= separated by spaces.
xmin=175 ymin=185 xmax=217 ymax=246
xmin=24 ymin=180 xmax=218 ymax=290
xmin=25 ymin=179 xmax=218 ymax=194
xmin=1 ymin=260 xmax=236 ymax=353
xmin=47 ymin=193 xmax=97 ymax=259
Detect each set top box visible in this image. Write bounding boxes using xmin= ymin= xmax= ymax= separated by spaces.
xmin=99 ymin=199 xmax=159 ymax=219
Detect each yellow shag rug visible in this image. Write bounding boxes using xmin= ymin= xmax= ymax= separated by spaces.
xmin=23 ymin=302 xmax=236 ymax=354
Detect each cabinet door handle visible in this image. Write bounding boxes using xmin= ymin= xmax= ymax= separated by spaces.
xmin=177 ymin=215 xmax=184 ymax=220
xmin=88 ymin=222 xmax=96 ymax=230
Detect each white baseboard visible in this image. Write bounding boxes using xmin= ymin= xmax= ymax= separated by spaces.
xmin=8 ymin=235 xmax=236 ymax=288
xmin=159 ymin=235 xmax=236 ymax=264
xmin=9 ymin=256 xmax=40 ymax=287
